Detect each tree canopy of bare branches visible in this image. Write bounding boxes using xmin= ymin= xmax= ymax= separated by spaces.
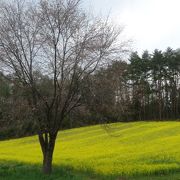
xmin=0 ymin=0 xmax=128 ymax=174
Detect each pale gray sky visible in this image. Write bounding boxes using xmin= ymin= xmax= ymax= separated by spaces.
xmin=84 ymin=0 xmax=180 ymax=53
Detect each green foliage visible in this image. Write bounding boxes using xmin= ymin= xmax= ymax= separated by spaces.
xmin=0 ymin=75 xmax=11 ymax=98
xmin=127 ymin=48 xmax=180 ymax=120
xmin=1 ymin=122 xmax=180 ymax=179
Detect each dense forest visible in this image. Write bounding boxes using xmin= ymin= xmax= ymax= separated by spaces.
xmin=1 ymin=47 xmax=180 ymax=139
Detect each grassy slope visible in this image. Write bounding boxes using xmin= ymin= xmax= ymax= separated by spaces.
xmin=1 ymin=121 xmax=180 ymax=179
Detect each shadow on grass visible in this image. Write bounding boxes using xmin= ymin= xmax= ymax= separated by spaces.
xmin=0 ymin=160 xmax=120 ymax=180
xmin=0 ymin=160 xmax=180 ymax=180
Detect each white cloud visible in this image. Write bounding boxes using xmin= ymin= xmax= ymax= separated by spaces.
xmin=112 ymin=0 xmax=180 ymax=52
xmin=85 ymin=0 xmax=180 ymax=53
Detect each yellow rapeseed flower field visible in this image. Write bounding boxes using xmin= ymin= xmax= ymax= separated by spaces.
xmin=1 ymin=121 xmax=180 ymax=179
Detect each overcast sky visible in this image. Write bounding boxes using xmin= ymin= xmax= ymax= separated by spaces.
xmin=84 ymin=0 xmax=180 ymax=53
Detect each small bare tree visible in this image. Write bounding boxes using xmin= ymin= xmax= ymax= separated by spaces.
xmin=0 ymin=0 xmax=128 ymax=174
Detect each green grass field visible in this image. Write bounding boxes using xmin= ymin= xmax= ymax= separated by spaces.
xmin=1 ymin=121 xmax=180 ymax=179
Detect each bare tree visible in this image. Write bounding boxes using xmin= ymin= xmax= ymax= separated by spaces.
xmin=0 ymin=0 xmax=127 ymax=174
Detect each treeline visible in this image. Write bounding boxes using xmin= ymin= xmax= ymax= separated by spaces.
xmin=87 ymin=47 xmax=180 ymax=121
xmin=127 ymin=48 xmax=180 ymax=120
xmin=1 ymin=47 xmax=180 ymax=139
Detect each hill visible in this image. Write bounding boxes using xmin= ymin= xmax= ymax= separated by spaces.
xmin=1 ymin=121 xmax=180 ymax=179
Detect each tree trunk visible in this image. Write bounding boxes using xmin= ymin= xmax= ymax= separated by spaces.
xmin=43 ymin=149 xmax=53 ymax=174
xmin=38 ymin=132 xmax=57 ymax=175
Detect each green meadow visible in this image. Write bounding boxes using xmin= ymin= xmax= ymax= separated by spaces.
xmin=1 ymin=121 xmax=180 ymax=179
